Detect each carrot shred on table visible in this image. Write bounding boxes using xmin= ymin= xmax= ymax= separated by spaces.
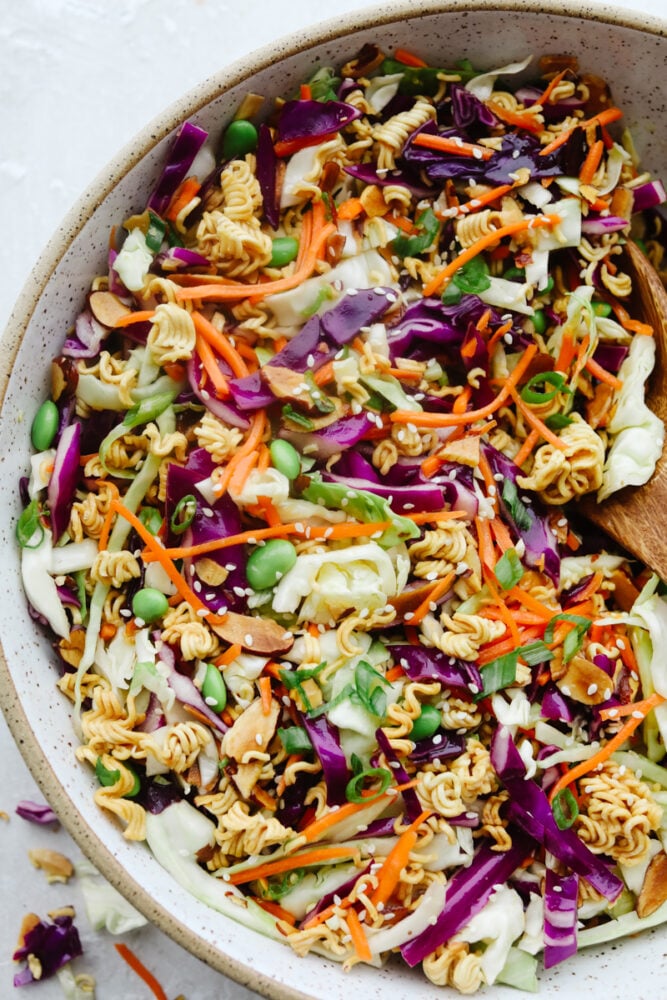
xmin=114 ymin=943 xmax=168 ymax=1000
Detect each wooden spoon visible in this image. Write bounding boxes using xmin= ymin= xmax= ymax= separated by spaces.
xmin=579 ymin=240 xmax=667 ymax=576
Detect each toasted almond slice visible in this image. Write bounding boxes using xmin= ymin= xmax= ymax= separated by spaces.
xmin=637 ymin=850 xmax=667 ymax=918
xmin=232 ymin=761 xmax=264 ymax=798
xmin=555 ymin=654 xmax=612 ymax=705
xmin=223 ymin=697 xmax=280 ymax=762
xmin=16 ymin=913 xmax=41 ymax=949
xmin=28 ymin=848 xmax=74 ymax=883
xmin=211 ymin=611 xmax=293 ymax=655
xmin=89 ymin=290 xmax=132 ymax=328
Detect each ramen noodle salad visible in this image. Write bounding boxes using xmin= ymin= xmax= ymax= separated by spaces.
xmin=16 ymin=46 xmax=667 ymax=992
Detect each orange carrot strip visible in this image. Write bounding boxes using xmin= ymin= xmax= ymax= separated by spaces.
xmin=540 ymin=107 xmax=623 ymax=156
xmin=487 ymin=101 xmax=542 ymax=133
xmin=253 ymin=787 xmax=278 ymax=812
xmin=507 ymin=585 xmax=556 ymax=620
xmin=259 ymin=675 xmax=272 ymax=716
xmin=166 ymin=176 xmax=201 ymax=222
xmin=253 ymin=898 xmax=297 ymax=925
xmin=584 ymin=356 xmax=623 ymax=390
xmin=99 ymin=622 xmax=117 ymax=641
xmin=403 ymin=510 xmax=469 ymax=525
xmin=513 ymin=428 xmax=541 ymax=467
xmin=549 ymin=693 xmax=666 ymax=802
xmin=114 ymin=309 xmax=156 ymax=328
xmin=535 ymin=69 xmax=569 ymax=106
xmin=110 ymin=499 xmax=216 ymax=618
xmin=392 ymin=344 xmax=537 ymax=428
xmin=97 ymin=481 xmax=120 ymax=552
xmin=384 ymin=367 xmax=423 ymax=381
xmin=371 ymin=810 xmax=432 ymax=906
xmin=192 ymin=311 xmax=250 ymax=379
xmin=300 ymin=781 xmax=418 ymax=844
xmin=485 ymin=570 xmax=522 ymax=645
xmin=475 ymin=516 xmax=496 ymax=573
xmin=440 ymin=183 xmax=514 ymax=218
xmin=257 ymin=445 xmax=271 ymax=473
xmin=195 ymin=331 xmax=231 ymax=398
xmin=300 ymin=83 xmax=312 ymax=100
xmin=569 ymin=572 xmax=604 ymax=605
xmin=599 ymin=692 xmax=666 ymax=722
xmin=347 ymin=908 xmax=372 ymax=962
xmin=337 ymin=197 xmax=365 ymax=220
xmin=215 ymin=643 xmax=242 ymax=667
xmin=114 ymin=944 xmax=168 ymax=1000
xmin=228 ymin=449 xmax=260 ymax=496
xmin=227 ymin=846 xmax=360 ymax=885
xmin=215 ymin=408 xmax=266 ymax=497
xmin=452 ymin=384 xmax=472 ymax=413
xmin=422 ymin=215 xmax=560 ymax=297
xmin=508 ymin=386 xmax=569 ymax=450
xmin=385 ymin=665 xmax=406 ymax=683
xmin=394 ymin=47 xmax=428 ymax=68
xmin=490 ymin=517 xmax=514 ymax=554
xmin=486 ymin=318 xmax=514 ymax=357
xmin=579 ymin=139 xmax=605 ymax=185
xmin=386 ymin=211 xmax=416 ymax=234
xmin=409 ymin=571 xmax=456 ymax=626
xmin=412 ymin=132 xmax=494 ymax=160
xmin=555 ymin=330 xmax=576 ymax=373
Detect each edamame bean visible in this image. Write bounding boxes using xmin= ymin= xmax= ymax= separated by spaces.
xmin=222 ymin=119 xmax=258 ymax=159
xmin=269 ymin=237 xmax=299 ymax=268
xmin=246 ymin=538 xmax=297 ymax=590
xmin=131 ymin=587 xmax=169 ymax=623
xmin=532 ymin=309 xmax=547 ymax=335
xmin=31 ymin=400 xmax=59 ymax=451
xmin=592 ymin=300 xmax=613 ymax=317
xmin=269 ymin=439 xmax=301 ymax=480
xmin=410 ymin=704 xmax=441 ymax=741
xmin=502 ymin=266 xmax=524 ymax=282
xmin=202 ymin=663 xmax=227 ymax=713
xmin=95 ymin=756 xmax=140 ymax=797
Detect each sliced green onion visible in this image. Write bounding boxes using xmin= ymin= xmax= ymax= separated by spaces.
xmin=282 ymin=404 xmax=314 ymax=431
xmin=145 ymin=210 xmax=167 ymax=253
xmin=278 ymin=726 xmax=313 ymax=755
xmin=545 ymin=413 xmax=574 ymax=430
xmin=139 ymin=506 xmax=163 ymax=535
xmin=392 ymin=207 xmax=440 ymax=259
xmin=345 ymin=767 xmax=392 ymax=804
xmin=170 ymin=494 xmax=197 ymax=535
xmin=475 ymin=651 xmax=518 ymax=701
xmin=519 ymin=640 xmax=554 ymax=666
xmin=520 ymin=371 xmax=571 ymax=405
xmin=16 ymin=499 xmax=44 ymax=549
xmin=544 ymin=613 xmax=592 ymax=663
xmin=354 ymin=660 xmax=390 ymax=719
xmin=494 ymin=547 xmax=524 ymax=590
xmin=501 ymin=480 xmax=532 ymax=532
xmin=453 ymin=255 xmax=491 ymax=294
xmin=552 ymin=787 xmax=579 ymax=830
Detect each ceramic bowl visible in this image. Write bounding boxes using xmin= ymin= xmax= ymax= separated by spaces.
xmin=2 ymin=2 xmax=667 ymax=997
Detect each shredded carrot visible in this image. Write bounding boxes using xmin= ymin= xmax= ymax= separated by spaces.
xmin=177 ymin=200 xmax=335 ymax=302
xmin=195 ymin=331 xmax=231 ymax=398
xmin=370 ymin=810 xmax=432 ymax=906
xmin=437 ymin=183 xmax=515 ymax=221
xmin=300 ymin=781 xmax=418 ymax=844
xmin=486 ymin=318 xmax=514 ymax=357
xmin=215 ymin=408 xmax=266 ymax=497
xmin=99 ymin=622 xmax=117 ymax=641
xmin=228 ymin=845 xmax=360 ymax=885
xmin=490 ymin=517 xmax=514 ymax=554
xmin=452 ymin=384 xmax=472 ymax=413
xmin=475 ymin=308 xmax=493 ymax=334
xmin=253 ymin=786 xmax=278 ymax=812
xmin=536 ymin=69 xmax=569 ymax=106
xmin=259 ymin=675 xmax=272 ymax=715
xmin=110 ymin=498 xmax=217 ymax=619
xmin=384 ymin=366 xmax=423 ymax=381
xmin=408 ymin=571 xmax=456 ymax=626
xmin=487 ymin=101 xmax=542 ymax=133
xmin=228 ymin=449 xmax=260 ymax=496
xmin=549 ymin=693 xmax=667 ymax=802
xmin=617 ymin=637 xmax=639 ymax=675
xmin=555 ymin=330 xmax=576 ymax=373
xmin=257 ymin=445 xmax=271 ymax=473
xmin=508 ymin=387 xmax=569 ymax=450
xmin=477 ymin=630 xmax=543 ymax=667
xmin=513 ymin=428 xmax=541 ymax=467
xmin=337 ymin=197 xmax=365 ymax=220
xmin=566 ymin=529 xmax=581 ymax=551
xmin=392 ymin=343 xmax=537 ymax=428
xmin=253 ymin=898 xmax=297 ymax=925
xmin=484 ymin=568 xmax=523 ymax=646
xmin=114 ymin=309 xmax=156 ymax=328
xmin=273 ymin=131 xmax=338 ymax=158
xmin=579 ymin=139 xmax=605 ymax=185
xmin=540 ymin=107 xmax=623 ymax=156
xmin=412 ymin=132 xmax=493 ymax=160
xmin=394 ymin=47 xmax=428 ymax=68
xmin=584 ymin=355 xmax=623 ymax=390
xmin=192 ymin=311 xmax=249 ymax=379
xmin=600 ymin=692 xmax=666 ymax=722
xmin=346 ymin=908 xmax=372 ymax=961
xmin=607 ymin=297 xmax=654 ymax=337
xmin=423 ymin=215 xmax=560 ymax=297
xmin=404 ymin=509 xmax=468 ymax=525
xmin=386 ymin=211 xmax=416 ymax=234
xmin=166 ymin=176 xmax=201 ymax=222
xmin=114 ymin=943 xmax=168 ymax=1000
xmin=215 ymin=644 xmax=242 ymax=668
xmin=570 ymin=572 xmax=604 ymax=605
xmin=97 ymin=481 xmax=120 ymax=552
xmin=300 ymin=83 xmax=312 ymax=100
xmin=385 ymin=665 xmax=406 ymax=683
xmin=507 ymin=585 xmax=555 ymax=620
xmin=475 ymin=516 xmax=496 ymax=573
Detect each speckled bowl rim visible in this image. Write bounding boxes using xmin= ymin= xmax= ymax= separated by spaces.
xmin=2 ymin=1 xmax=667 ymax=996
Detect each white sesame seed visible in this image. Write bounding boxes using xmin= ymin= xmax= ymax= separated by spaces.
xmin=587 ymin=683 xmax=598 ymax=695
xmin=255 ymin=733 xmax=263 ymax=745
xmin=632 ymin=710 xmax=644 ymax=719
xmin=245 ymin=633 xmax=254 ymax=646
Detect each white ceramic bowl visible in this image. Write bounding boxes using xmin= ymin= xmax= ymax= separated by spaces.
xmin=3 ymin=3 xmax=667 ymax=997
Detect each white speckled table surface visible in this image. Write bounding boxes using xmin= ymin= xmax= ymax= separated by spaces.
xmin=0 ymin=0 xmax=663 ymax=996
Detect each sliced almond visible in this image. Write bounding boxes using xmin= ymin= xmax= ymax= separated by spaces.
xmin=28 ymin=848 xmax=74 ymax=883
xmin=211 ymin=611 xmax=293 ymax=655
xmin=195 ymin=557 xmax=229 ymax=587
xmin=89 ymin=290 xmax=132 ymax=328
xmin=223 ymin=697 xmax=280 ymax=762
xmin=555 ymin=654 xmax=612 ymax=705
xmin=232 ymin=761 xmax=264 ymax=798
xmin=260 ymin=366 xmax=320 ymax=414
xmin=360 ymin=184 xmax=388 ymax=219
xmin=389 ymin=580 xmax=449 ymax=622
xmin=58 ymin=628 xmax=86 ymax=668
xmin=637 ymin=850 xmax=667 ymax=917
xmin=17 ymin=913 xmax=41 ymax=949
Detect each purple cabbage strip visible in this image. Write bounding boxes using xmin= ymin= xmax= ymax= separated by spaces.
xmin=322 ymin=468 xmax=446 ymax=514
xmin=276 ymin=769 xmax=320 ymax=830
xmin=138 ymin=778 xmax=183 ymax=815
xmin=581 ymin=215 xmax=629 ymax=234
xmin=156 ymin=246 xmax=211 ymax=270
xmin=401 ymin=831 xmax=535 ymax=967
xmin=491 ymin=726 xmax=623 ymax=902
xmin=375 ymin=727 xmax=422 ymax=822
xmin=302 ymin=714 xmax=350 ymax=806
xmin=13 ymin=913 xmax=82 ymax=987
xmin=256 ymin=122 xmax=279 ymax=229
xmin=15 ymin=800 xmax=58 ymax=826
xmin=280 ymin=412 xmax=373 ymax=460
xmin=591 ymin=342 xmax=628 ymax=374
xmin=147 ymin=121 xmax=208 ymax=216
xmin=187 ymin=351 xmax=250 ymax=429
xmin=48 ymin=421 xmax=81 ymax=542
xmin=276 ymin=99 xmax=361 ymax=142
xmin=544 ymin=868 xmax=579 ymax=969
xmin=388 ymin=643 xmax=482 ymax=694
xmin=136 ymin=692 xmax=166 ymax=733
xmin=343 ymin=161 xmax=432 ymax=197
xmin=409 ymin=731 xmax=467 ymax=764
xmin=540 ymin=683 xmax=576 ymax=724
xmin=62 ymin=309 xmax=110 ymax=359
xmin=351 ymin=815 xmax=399 ymax=840
xmin=632 ymin=179 xmax=666 ymax=213
xmin=300 ymin=862 xmax=372 ymax=927
xmin=450 ymin=83 xmax=498 ymax=129
xmin=516 ymin=85 xmax=585 ymax=122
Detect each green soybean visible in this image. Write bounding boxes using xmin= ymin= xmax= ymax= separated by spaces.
xmin=222 ymin=119 xmax=258 ymax=159
xmin=269 ymin=237 xmax=299 ymax=268
xmin=131 ymin=587 xmax=169 ymax=623
xmin=95 ymin=757 xmax=140 ymax=798
xmin=269 ymin=439 xmax=301 ymax=480
xmin=411 ymin=704 xmax=442 ymax=741
xmin=532 ymin=309 xmax=548 ymax=336
xmin=246 ymin=539 xmax=297 ymax=590
xmin=592 ymin=300 xmax=613 ymax=317
xmin=502 ymin=266 xmax=524 ymax=282
xmin=202 ymin=663 xmax=227 ymax=713
xmin=31 ymin=400 xmax=59 ymax=451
